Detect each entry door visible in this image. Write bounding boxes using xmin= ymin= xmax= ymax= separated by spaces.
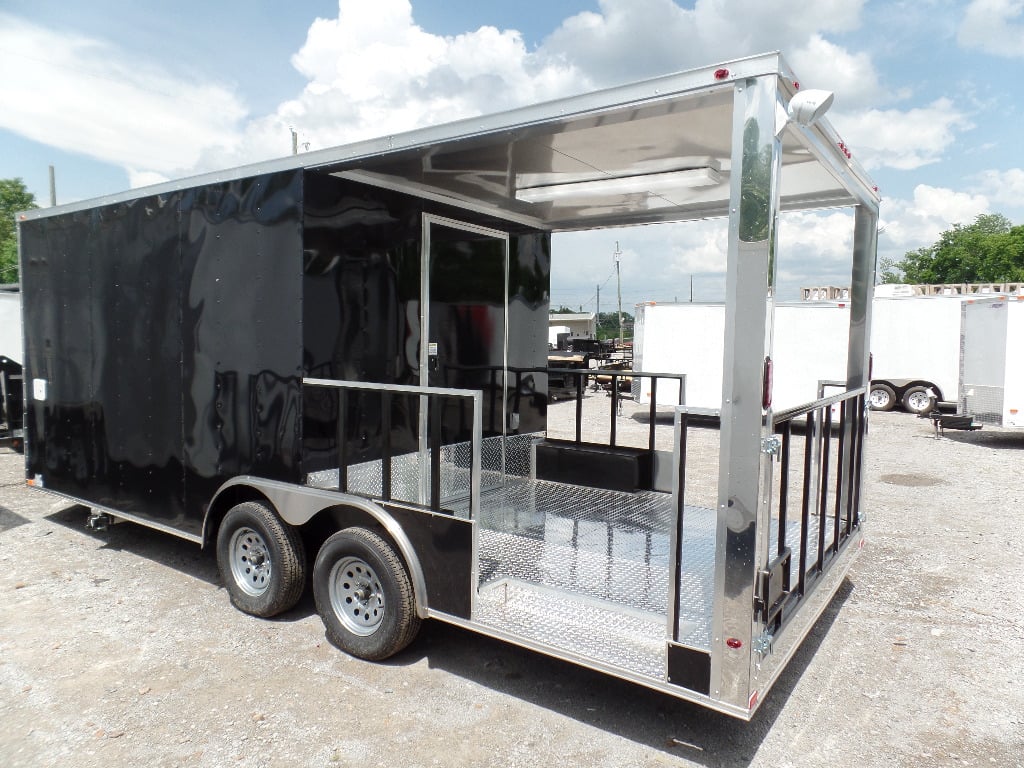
xmin=420 ymin=215 xmax=509 ymax=479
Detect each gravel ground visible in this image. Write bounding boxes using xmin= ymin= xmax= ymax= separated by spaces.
xmin=1 ymin=401 xmax=1022 ymax=768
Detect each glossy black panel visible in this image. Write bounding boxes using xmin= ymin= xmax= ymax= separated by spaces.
xmin=507 ymin=232 xmax=550 ymax=435
xmin=180 ymin=173 xmax=305 ymax=522
xmin=385 ymin=504 xmax=473 ymax=618
xmin=21 ymin=172 xmax=304 ymax=536
xmin=21 ymin=194 xmax=186 ymax=523
xmin=301 ymin=172 xmax=550 ymax=475
xmin=667 ymin=644 xmax=712 ymax=695
xmin=428 ymin=222 xmax=506 ymax=438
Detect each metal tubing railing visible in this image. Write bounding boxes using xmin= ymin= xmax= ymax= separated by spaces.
xmin=669 ymin=409 xmax=689 ymax=644
xmin=833 ymin=398 xmax=847 ymax=552
xmin=547 ymin=368 xmax=685 ymax=454
xmin=816 ymin=402 xmax=832 ymax=571
xmin=303 ymin=377 xmax=482 ymax=518
xmin=772 ymin=388 xmax=865 ymax=607
xmin=777 ymin=423 xmax=792 ymax=561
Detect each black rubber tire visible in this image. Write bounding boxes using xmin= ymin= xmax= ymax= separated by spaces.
xmin=313 ymin=527 xmax=421 ymax=661
xmin=901 ymin=385 xmax=936 ymax=415
xmin=216 ymin=501 xmax=307 ymax=618
xmin=869 ymin=383 xmax=897 ymax=412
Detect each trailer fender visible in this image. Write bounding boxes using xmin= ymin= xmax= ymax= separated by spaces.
xmin=206 ymin=476 xmax=429 ymax=618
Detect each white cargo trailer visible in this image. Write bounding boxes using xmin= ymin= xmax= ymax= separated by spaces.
xmin=634 ymin=302 xmax=851 ymax=411
xmin=959 ymin=297 xmax=1024 ymax=428
xmin=868 ymin=295 xmax=965 ymax=413
xmin=0 ymin=287 xmax=23 ymax=451
xmin=635 ymin=296 xmax=967 ymax=415
xmin=0 ymin=288 xmax=22 ymax=364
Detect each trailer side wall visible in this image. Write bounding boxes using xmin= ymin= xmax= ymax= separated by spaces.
xmin=20 ymin=171 xmax=306 ymax=537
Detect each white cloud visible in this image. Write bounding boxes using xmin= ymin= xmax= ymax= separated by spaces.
xmin=0 ymin=14 xmax=247 ymax=179
xmin=788 ymin=35 xmax=890 ymax=109
xmin=959 ymin=0 xmax=1024 ymax=57
xmin=970 ymin=168 xmax=1024 ymax=210
xmin=542 ymin=0 xmax=867 ymax=86
xmin=199 ymin=0 xmax=584 ymax=171
xmin=879 ymin=185 xmax=990 ymax=261
xmin=834 ymin=98 xmax=974 ymax=170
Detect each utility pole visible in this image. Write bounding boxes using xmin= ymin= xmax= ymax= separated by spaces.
xmin=291 ymin=128 xmax=298 ymax=156
xmin=48 ymin=165 xmax=56 ymax=206
xmin=596 ymin=283 xmax=600 ymax=338
xmin=614 ymin=241 xmax=623 ymax=348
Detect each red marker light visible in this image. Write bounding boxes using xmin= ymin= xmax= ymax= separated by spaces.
xmin=726 ymin=637 xmax=743 ymax=649
xmin=793 ymin=81 xmax=800 ymax=90
xmin=762 ymin=356 xmax=773 ymax=410
xmin=714 ymin=68 xmax=730 ymax=80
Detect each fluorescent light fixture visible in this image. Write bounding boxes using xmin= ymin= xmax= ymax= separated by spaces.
xmin=516 ymin=166 xmax=722 ymax=204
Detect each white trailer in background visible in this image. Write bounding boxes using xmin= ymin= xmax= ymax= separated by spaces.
xmin=632 ymin=302 xmax=850 ymax=411
xmin=959 ymin=297 xmax=1024 ymax=428
xmin=868 ymin=295 xmax=966 ymax=413
xmin=634 ymin=296 xmax=969 ymax=415
xmin=0 ymin=288 xmax=22 ymax=363
xmin=0 ymin=287 xmax=24 ymax=451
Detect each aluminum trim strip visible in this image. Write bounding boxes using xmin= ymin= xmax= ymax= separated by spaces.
xmin=16 ymin=54 xmax=789 ymax=222
xmin=302 ymin=377 xmax=478 ymax=398
xmin=424 ymin=609 xmax=753 ymax=720
xmin=25 ymin=485 xmax=204 ymax=544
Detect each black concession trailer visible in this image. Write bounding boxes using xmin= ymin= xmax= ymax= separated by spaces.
xmin=16 ymin=53 xmax=878 ymax=719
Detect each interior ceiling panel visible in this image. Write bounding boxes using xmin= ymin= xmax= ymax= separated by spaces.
xmin=312 ymin=74 xmax=871 ymax=231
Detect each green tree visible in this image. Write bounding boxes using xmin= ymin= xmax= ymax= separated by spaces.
xmin=886 ymin=213 xmax=1024 ymax=285
xmin=0 ymin=178 xmax=38 ymax=283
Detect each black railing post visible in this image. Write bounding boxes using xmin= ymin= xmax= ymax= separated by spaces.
xmin=777 ymin=421 xmax=791 ymax=559
xmin=833 ymin=398 xmax=847 ymax=550
xmin=648 ymin=377 xmax=658 ymax=455
xmin=610 ymin=375 xmax=618 ymax=447
xmin=575 ymin=372 xmax=584 ymax=444
xmin=798 ymin=412 xmax=815 ymax=596
xmin=849 ymin=394 xmax=865 ymax=533
xmin=817 ymin=403 xmax=832 ymax=567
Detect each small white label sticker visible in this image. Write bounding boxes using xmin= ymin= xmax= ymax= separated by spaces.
xmin=428 ymin=342 xmax=438 ymax=356
xmin=33 ymin=378 xmax=47 ymax=402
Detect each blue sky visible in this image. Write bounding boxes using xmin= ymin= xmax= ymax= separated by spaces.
xmin=2 ymin=0 xmax=1022 ymax=306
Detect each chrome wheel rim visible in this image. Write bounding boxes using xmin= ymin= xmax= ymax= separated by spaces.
xmin=229 ymin=526 xmax=272 ymax=596
xmin=329 ymin=556 xmax=385 ymax=636
xmin=906 ymin=391 xmax=932 ymax=412
xmin=869 ymin=389 xmax=890 ymax=409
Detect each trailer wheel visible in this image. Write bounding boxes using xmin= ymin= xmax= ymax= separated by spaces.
xmin=868 ymin=383 xmax=897 ymax=412
xmin=902 ymin=385 xmax=936 ymax=415
xmin=313 ymin=527 xmax=420 ymax=661
xmin=216 ymin=501 xmax=306 ymax=618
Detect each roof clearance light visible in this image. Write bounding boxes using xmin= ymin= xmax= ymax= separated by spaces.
xmin=714 ymin=68 xmax=729 ymax=80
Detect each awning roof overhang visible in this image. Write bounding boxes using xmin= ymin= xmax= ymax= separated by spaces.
xmin=20 ymin=52 xmax=879 ymax=228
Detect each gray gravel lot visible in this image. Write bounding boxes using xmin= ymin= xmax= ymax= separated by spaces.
xmin=1 ymin=401 xmax=1022 ymax=767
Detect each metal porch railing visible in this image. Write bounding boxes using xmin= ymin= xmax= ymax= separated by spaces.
xmin=302 ymin=378 xmax=483 ymax=519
